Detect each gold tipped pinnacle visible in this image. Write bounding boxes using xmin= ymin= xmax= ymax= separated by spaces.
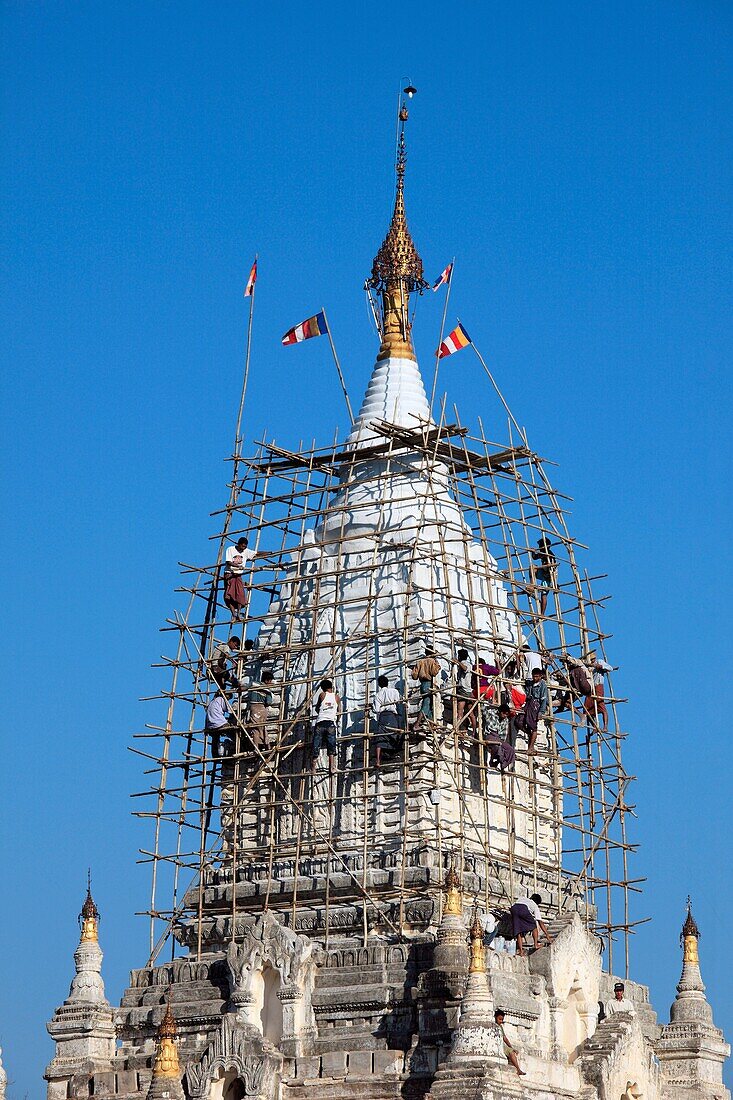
xmin=468 ymin=905 xmax=486 ymax=974
xmin=79 ymin=870 xmax=99 ymax=944
xmin=444 ymin=862 xmax=463 ymax=917
xmin=681 ymin=896 xmax=700 ymax=964
xmin=368 ymin=92 xmax=427 ymax=362
xmin=152 ymin=994 xmax=181 ymax=1080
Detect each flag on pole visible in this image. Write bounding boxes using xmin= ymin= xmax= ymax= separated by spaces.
xmin=432 ymin=261 xmax=453 ymax=291
xmin=244 ymin=258 xmax=258 ymax=297
xmin=281 ymin=311 xmax=328 ymax=346
xmin=437 ymin=322 xmax=471 ymax=359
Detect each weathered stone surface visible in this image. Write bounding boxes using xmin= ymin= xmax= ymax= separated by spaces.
xmin=373 ymin=1049 xmax=404 ymax=1076
xmin=321 ymin=1050 xmax=347 ymax=1078
xmin=347 ymin=1050 xmax=373 ymax=1076
xmin=293 ymin=1055 xmax=320 ymax=1081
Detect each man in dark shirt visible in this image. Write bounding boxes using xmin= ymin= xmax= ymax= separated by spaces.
xmin=494 ymin=1010 xmax=526 ymax=1076
xmin=531 ymin=536 xmax=557 ymax=617
xmin=245 ymin=671 xmax=274 ymax=750
xmin=524 ymin=666 xmax=549 ymax=753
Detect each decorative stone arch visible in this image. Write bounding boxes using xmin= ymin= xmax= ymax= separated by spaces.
xmin=562 ymin=973 xmax=591 ymax=1060
xmin=224 ymin=911 xmax=321 ymax=1056
xmin=184 ymin=1018 xmax=282 ymax=1100
xmin=529 ymin=913 xmax=602 ymax=1060
xmin=208 ymin=1067 xmax=246 ymax=1100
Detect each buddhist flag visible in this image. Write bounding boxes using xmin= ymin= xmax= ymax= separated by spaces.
xmin=432 ymin=262 xmax=453 ymax=291
xmin=281 ymin=311 xmax=328 ymax=345
xmin=438 ymin=322 xmax=471 ymax=359
xmin=244 ymin=258 xmax=258 ymax=297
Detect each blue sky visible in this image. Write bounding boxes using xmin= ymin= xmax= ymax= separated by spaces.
xmin=1 ymin=1 xmax=732 ymax=1095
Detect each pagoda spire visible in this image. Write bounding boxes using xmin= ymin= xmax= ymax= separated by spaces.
xmin=64 ymin=874 xmax=109 ymax=1005
xmin=347 ymin=92 xmax=432 ymax=444
xmin=146 ymin=995 xmax=185 ymax=1100
xmin=152 ymin=996 xmax=181 ymax=1079
xmin=468 ymin=905 xmax=487 ymax=975
xmin=80 ymin=869 xmax=99 ymax=944
xmin=368 ymin=90 xmax=428 ymax=363
xmin=658 ymin=897 xmax=731 ymax=1098
xmin=673 ymin=896 xmax=707 ymax=1008
xmin=444 ymin=861 xmax=463 ymax=917
xmin=45 ymin=876 xmax=115 ymax=1096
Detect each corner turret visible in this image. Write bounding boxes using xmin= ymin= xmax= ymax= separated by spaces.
xmin=44 ymin=877 xmax=115 ymax=1100
xmin=146 ymin=997 xmax=185 ymax=1100
xmin=427 ymin=903 xmax=504 ymax=1098
xmin=658 ymin=898 xmax=730 ymax=1099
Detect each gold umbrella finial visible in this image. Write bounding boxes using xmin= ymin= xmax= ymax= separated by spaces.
xmin=681 ymin=896 xmax=700 ymax=963
xmin=444 ymin=860 xmax=463 ymax=916
xmin=367 ymin=87 xmax=428 ymax=362
xmin=468 ymin=903 xmax=486 ymax=974
xmin=79 ymin=869 xmax=100 ymax=944
xmin=152 ymin=992 xmax=181 ymax=1079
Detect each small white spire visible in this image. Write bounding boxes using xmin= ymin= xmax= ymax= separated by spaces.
xmin=346 ymin=352 xmax=432 ymax=445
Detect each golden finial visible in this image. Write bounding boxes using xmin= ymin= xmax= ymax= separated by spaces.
xmin=79 ymin=870 xmax=99 ymax=944
xmin=152 ymin=993 xmax=181 ymax=1080
xmin=468 ymin=904 xmax=486 ymax=974
xmin=368 ymin=88 xmax=427 ymax=362
xmin=681 ymin=896 xmax=700 ymax=964
xmin=444 ymin=861 xmax=463 ymax=916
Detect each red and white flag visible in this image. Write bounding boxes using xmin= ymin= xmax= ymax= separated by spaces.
xmin=244 ymin=258 xmax=258 ymax=297
xmin=281 ymin=311 xmax=328 ymax=345
xmin=432 ymin=261 xmax=453 ymax=292
xmin=437 ymin=321 xmax=471 ymax=359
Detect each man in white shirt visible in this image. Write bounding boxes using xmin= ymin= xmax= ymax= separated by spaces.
xmin=205 ymin=691 xmax=233 ymax=758
xmin=210 ymin=634 xmax=241 ymax=688
xmin=311 ymin=678 xmax=340 ymax=775
xmin=509 ymin=892 xmax=554 ymax=956
xmin=452 ymin=648 xmax=476 ymax=732
xmin=520 ymin=644 xmax=542 ymax=685
xmin=371 ymin=675 xmax=402 ymax=766
xmin=225 ymin=537 xmax=254 ymax=574
xmin=585 ymin=650 xmax=613 ymax=732
xmin=223 ymin=537 xmax=255 ymax=622
xmin=604 ymin=982 xmax=636 ymax=1018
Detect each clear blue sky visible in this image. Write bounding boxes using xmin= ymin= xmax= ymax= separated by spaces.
xmin=1 ymin=2 xmax=731 ymax=1095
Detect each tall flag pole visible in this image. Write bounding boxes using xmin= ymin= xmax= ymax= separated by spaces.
xmin=429 ymin=258 xmax=455 ymax=414
xmin=234 ymin=255 xmax=258 ymax=460
xmin=322 ymin=309 xmax=355 ymax=426
xmin=436 ymin=315 xmax=524 ymax=437
xmin=468 ymin=337 xmax=525 ymax=439
xmin=281 ymin=309 xmax=355 ymax=425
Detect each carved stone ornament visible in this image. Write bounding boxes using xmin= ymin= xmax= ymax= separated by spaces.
xmin=225 ymin=910 xmax=320 ymax=1002
xmin=185 ymin=1017 xmax=282 ymax=1100
xmin=222 ymin=910 xmax=322 ymax=1057
xmin=451 ymin=1023 xmax=503 ymax=1060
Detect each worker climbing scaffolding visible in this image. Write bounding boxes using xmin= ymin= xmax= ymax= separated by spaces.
xmin=134 ymin=93 xmax=634 ymax=982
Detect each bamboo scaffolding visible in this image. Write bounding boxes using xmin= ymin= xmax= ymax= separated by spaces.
xmin=134 ymin=400 xmax=640 ymax=978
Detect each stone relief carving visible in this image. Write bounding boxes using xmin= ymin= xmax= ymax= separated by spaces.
xmin=185 ymin=1016 xmax=281 ymax=1099
xmin=530 ymin=913 xmax=600 ymax=1004
xmin=225 ymin=910 xmax=319 ymax=994
xmin=223 ymin=910 xmax=322 ymax=1054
